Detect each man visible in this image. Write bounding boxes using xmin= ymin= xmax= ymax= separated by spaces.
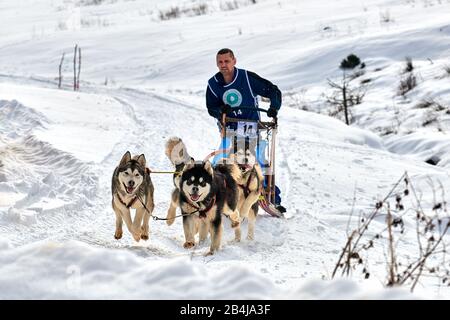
xmin=206 ymin=48 xmax=281 ymax=125
xmin=205 ymin=48 xmax=286 ymax=213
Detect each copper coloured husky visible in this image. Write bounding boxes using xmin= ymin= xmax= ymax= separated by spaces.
xmin=228 ymin=137 xmax=264 ymax=241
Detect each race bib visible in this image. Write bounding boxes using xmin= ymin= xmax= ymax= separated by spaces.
xmin=236 ymin=121 xmax=257 ymax=138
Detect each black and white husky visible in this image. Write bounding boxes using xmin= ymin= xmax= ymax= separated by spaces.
xmin=177 ymin=160 xmax=241 ymax=255
xmin=111 ymin=151 xmax=154 ymax=242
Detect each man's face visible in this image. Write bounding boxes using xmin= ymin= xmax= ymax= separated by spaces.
xmin=216 ymin=53 xmax=236 ymax=77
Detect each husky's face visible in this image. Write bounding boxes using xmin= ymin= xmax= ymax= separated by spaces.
xmin=181 ymin=162 xmax=213 ymax=203
xmin=234 ymin=147 xmax=257 ymax=167
xmin=116 ymin=151 xmax=147 ymax=195
xmin=119 ymin=167 xmax=144 ymax=195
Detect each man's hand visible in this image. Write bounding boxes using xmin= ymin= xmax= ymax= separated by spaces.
xmin=221 ymin=104 xmax=232 ymax=115
xmin=267 ymin=107 xmax=278 ymax=118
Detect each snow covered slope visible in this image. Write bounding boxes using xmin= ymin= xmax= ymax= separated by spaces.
xmin=1 ymin=0 xmax=449 ymax=299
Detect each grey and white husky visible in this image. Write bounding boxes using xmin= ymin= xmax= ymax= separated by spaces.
xmin=111 ymin=151 xmax=154 ymax=242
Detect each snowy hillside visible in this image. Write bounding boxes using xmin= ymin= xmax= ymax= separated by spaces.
xmin=1 ymin=0 xmax=450 ymax=299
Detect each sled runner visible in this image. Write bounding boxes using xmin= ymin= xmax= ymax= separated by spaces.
xmin=219 ymin=107 xmax=284 ymax=218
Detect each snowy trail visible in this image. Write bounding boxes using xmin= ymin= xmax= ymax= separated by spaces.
xmin=68 ymin=86 xmax=225 ymax=254
xmin=51 ymin=84 xmax=450 ymax=287
xmin=0 ymin=80 xmax=298 ymax=278
xmin=2 ymin=0 xmax=450 ymax=299
xmin=1 ymin=77 xmax=450 ymax=296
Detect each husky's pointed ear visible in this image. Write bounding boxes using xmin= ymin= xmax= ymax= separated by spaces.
xmin=184 ymin=158 xmax=195 ymax=171
xmin=136 ymin=154 xmax=146 ymax=167
xmin=120 ymin=151 xmax=131 ymax=166
xmin=203 ymin=160 xmax=214 ymax=176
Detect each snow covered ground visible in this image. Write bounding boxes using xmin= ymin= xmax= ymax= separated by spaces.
xmin=1 ymin=0 xmax=449 ymax=299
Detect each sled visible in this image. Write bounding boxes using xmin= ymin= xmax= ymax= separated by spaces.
xmin=218 ymin=107 xmax=284 ymax=218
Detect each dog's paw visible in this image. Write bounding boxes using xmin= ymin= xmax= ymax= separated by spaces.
xmin=132 ymin=232 xmax=141 ymax=242
xmin=114 ymin=230 xmax=123 ymax=240
xmin=231 ymin=221 xmax=240 ymax=228
xmin=246 ymin=234 xmax=254 ymax=241
xmin=140 ymin=226 xmax=149 ymax=240
xmin=183 ymin=241 xmax=195 ymax=249
xmin=204 ymin=250 xmax=215 ymax=256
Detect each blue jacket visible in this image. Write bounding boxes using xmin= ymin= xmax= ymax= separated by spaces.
xmin=206 ymin=68 xmax=282 ymax=124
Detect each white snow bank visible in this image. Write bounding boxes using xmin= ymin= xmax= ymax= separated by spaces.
xmin=0 ymin=239 xmax=277 ymax=299
xmin=0 ymin=99 xmax=49 ymax=138
xmin=0 ymin=84 xmax=134 ymax=163
xmin=292 ymin=109 xmax=384 ymax=150
xmin=385 ymin=132 xmax=450 ymax=167
xmin=291 ymin=278 xmax=418 ymax=300
xmin=0 ymin=239 xmax=417 ymax=300
xmin=0 ymin=133 xmax=96 ymax=213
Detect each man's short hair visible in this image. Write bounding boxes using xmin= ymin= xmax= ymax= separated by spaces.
xmin=217 ymin=48 xmax=234 ymax=58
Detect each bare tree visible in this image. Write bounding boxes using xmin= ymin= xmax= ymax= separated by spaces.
xmin=76 ymin=46 xmax=81 ymax=90
xmin=72 ymin=44 xmax=81 ymax=91
xmin=326 ymin=74 xmax=367 ymax=125
xmin=73 ymin=44 xmax=78 ymax=91
xmin=58 ymin=52 xmax=65 ymax=89
xmin=326 ymin=54 xmax=368 ymax=125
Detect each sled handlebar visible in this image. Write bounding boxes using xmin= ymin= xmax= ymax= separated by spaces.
xmin=221 ymin=106 xmax=277 ymax=123
xmin=221 ymin=106 xmax=277 ymax=126
xmin=226 ymin=106 xmax=270 ymax=113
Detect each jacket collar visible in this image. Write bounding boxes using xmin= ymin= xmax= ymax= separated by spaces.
xmin=214 ymin=67 xmax=238 ymax=86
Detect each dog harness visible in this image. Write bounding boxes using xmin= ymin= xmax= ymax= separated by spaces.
xmin=186 ymin=196 xmax=216 ymax=218
xmin=239 ymin=178 xmax=253 ymax=198
xmin=238 ymin=165 xmax=262 ymax=197
xmin=117 ymin=194 xmax=138 ymax=208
